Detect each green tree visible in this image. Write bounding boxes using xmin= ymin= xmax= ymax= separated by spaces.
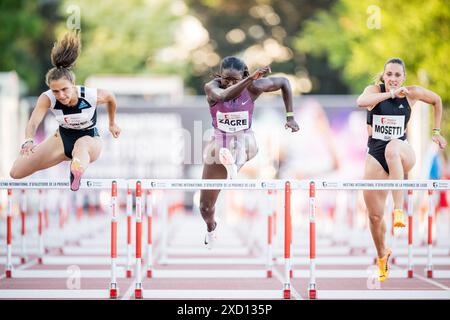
xmin=295 ymin=0 xmax=450 ymax=135
xmin=0 ymin=0 xmax=60 ymax=94
xmin=185 ymin=0 xmax=347 ymax=94
xmin=57 ymin=0 xmax=190 ymax=84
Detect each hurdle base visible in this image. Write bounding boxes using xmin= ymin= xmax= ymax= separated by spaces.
xmin=407 ymin=270 xmax=413 ymax=278
xmin=266 ymin=270 xmax=272 ymax=278
xmin=109 ymin=288 xmax=118 ymax=299
xmin=5 ymin=270 xmax=12 ymax=278
xmin=20 ymin=257 xmax=27 ymax=264
xmin=135 ymin=288 xmax=143 ymax=299
xmin=427 ymin=269 xmax=433 ymax=278
xmin=147 ymin=270 xmax=152 ymax=278
xmin=308 ymin=289 xmax=317 ymax=300
xmin=38 ymin=257 xmax=43 ymax=264
xmin=283 ymin=288 xmax=290 ymax=300
xmin=126 ymin=270 xmax=132 ymax=278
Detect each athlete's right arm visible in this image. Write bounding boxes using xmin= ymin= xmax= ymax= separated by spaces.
xmin=204 ymin=78 xmax=253 ymax=105
xmin=356 ymin=85 xmax=390 ymax=109
xmin=21 ymin=94 xmax=51 ymax=155
xmin=204 ymin=66 xmax=271 ymax=105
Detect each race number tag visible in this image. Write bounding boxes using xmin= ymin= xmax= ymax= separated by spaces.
xmin=217 ymin=111 xmax=249 ymax=133
xmin=372 ymin=115 xmax=405 ymax=141
xmin=59 ymin=114 xmax=91 ymax=129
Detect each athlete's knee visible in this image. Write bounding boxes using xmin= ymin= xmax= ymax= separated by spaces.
xmin=385 ymin=144 xmax=401 ymax=162
xmin=9 ymin=166 xmax=26 ymax=179
xmin=199 ymin=200 xmax=215 ymax=215
xmin=368 ymin=213 xmax=384 ymax=225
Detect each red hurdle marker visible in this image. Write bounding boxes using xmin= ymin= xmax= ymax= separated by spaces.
xmin=109 ymin=181 xmax=119 ymax=299
xmin=126 ymin=187 xmax=133 ymax=278
xmin=283 ymin=181 xmax=291 ymax=299
xmin=6 ymin=189 xmax=13 ymax=278
xmin=426 ymin=190 xmax=433 ymax=278
xmin=407 ymin=190 xmax=414 ymax=278
xmin=134 ymin=181 xmax=143 ymax=299
xmin=146 ymin=190 xmax=153 ymax=278
xmin=308 ymin=181 xmax=317 ymax=300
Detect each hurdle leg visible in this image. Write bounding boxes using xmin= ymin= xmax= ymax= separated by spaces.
xmin=266 ymin=190 xmax=273 ymax=278
xmin=6 ymin=189 xmax=13 ymax=278
xmin=283 ymin=181 xmax=291 ymax=299
xmin=134 ymin=181 xmax=143 ymax=299
xmin=426 ymin=190 xmax=433 ymax=278
xmin=38 ymin=190 xmax=44 ymax=264
xmin=20 ymin=190 xmax=27 ymax=264
xmin=109 ymin=181 xmax=119 ymax=299
xmin=407 ymin=190 xmax=414 ymax=278
xmin=308 ymin=182 xmax=317 ymax=299
xmin=126 ymin=187 xmax=133 ymax=278
xmin=146 ymin=190 xmax=153 ymax=278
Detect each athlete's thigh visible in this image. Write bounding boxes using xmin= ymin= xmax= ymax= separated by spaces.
xmin=200 ymin=163 xmax=227 ymax=205
xmin=363 ymin=154 xmax=389 ymax=214
xmin=245 ymin=131 xmax=258 ymax=161
xmin=203 ymin=139 xmax=221 ymax=165
xmin=398 ymin=140 xmax=416 ymax=172
xmin=74 ymin=135 xmax=103 ymax=162
xmin=12 ymin=131 xmax=68 ymax=177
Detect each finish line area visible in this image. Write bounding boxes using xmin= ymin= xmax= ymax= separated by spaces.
xmin=0 ymin=179 xmax=449 ymax=300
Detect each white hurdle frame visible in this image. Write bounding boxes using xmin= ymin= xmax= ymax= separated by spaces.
xmin=1 ymin=179 xmax=448 ymax=300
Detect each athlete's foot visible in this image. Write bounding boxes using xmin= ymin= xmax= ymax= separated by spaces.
xmin=219 ymin=148 xmax=237 ymax=179
xmin=393 ymin=208 xmax=406 ymax=228
xmin=377 ymin=248 xmax=392 ymax=282
xmin=70 ymin=158 xmax=84 ymax=192
xmin=204 ymin=221 xmax=217 ymax=250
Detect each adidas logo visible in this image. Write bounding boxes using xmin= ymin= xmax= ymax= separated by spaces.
xmin=79 ymin=101 xmax=89 ymax=109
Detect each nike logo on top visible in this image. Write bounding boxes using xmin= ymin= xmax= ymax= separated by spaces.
xmin=241 ymin=100 xmax=250 ymax=105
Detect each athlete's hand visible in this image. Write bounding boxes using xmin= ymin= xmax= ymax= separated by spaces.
xmin=285 ymin=119 xmax=299 ymax=132
xmin=251 ymin=66 xmax=271 ymax=80
xmin=432 ymin=133 xmax=447 ymax=149
xmin=393 ymin=86 xmax=409 ymax=98
xmin=20 ymin=141 xmax=35 ymax=157
xmin=109 ymin=123 xmax=121 ymax=138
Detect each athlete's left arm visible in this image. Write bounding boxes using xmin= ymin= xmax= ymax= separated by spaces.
xmin=250 ymin=77 xmax=299 ymax=132
xmin=408 ymin=85 xmax=446 ymax=149
xmin=97 ymin=88 xmax=121 ymax=138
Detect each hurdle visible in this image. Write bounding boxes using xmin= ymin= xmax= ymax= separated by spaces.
xmin=306 ymin=179 xmax=449 ymax=299
xmin=126 ymin=179 xmax=293 ymax=300
xmin=0 ymin=179 xmax=127 ymax=293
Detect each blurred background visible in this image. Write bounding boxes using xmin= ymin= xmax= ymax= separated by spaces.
xmin=0 ymin=1 xmax=449 ymax=235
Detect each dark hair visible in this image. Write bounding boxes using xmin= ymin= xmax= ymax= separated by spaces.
xmin=45 ymin=32 xmax=81 ymax=86
xmin=375 ymin=57 xmax=406 ymax=84
xmin=218 ymin=56 xmax=249 ymax=78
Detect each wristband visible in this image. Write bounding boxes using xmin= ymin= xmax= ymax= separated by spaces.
xmin=390 ymin=89 xmax=395 ymax=99
xmin=432 ymin=128 xmax=441 ymax=135
xmin=286 ymin=112 xmax=294 ymax=118
xmin=21 ymin=138 xmax=34 ymax=149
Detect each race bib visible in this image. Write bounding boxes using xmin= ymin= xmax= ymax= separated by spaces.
xmin=216 ymin=111 xmax=249 ymax=133
xmin=58 ymin=114 xmax=92 ymax=129
xmin=372 ymin=115 xmax=405 ymax=141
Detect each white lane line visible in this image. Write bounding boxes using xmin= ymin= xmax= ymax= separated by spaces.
xmin=316 ymin=290 xmax=450 ymax=300
xmin=275 ymin=257 xmax=450 ymax=265
xmin=390 ymin=265 xmax=450 ymax=290
xmin=8 ymin=269 xmax=270 ymax=279
xmin=292 ymin=269 xmax=410 ymax=278
xmin=0 ymin=290 xmax=109 ymax=299
xmin=139 ymin=290 xmax=285 ymax=299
